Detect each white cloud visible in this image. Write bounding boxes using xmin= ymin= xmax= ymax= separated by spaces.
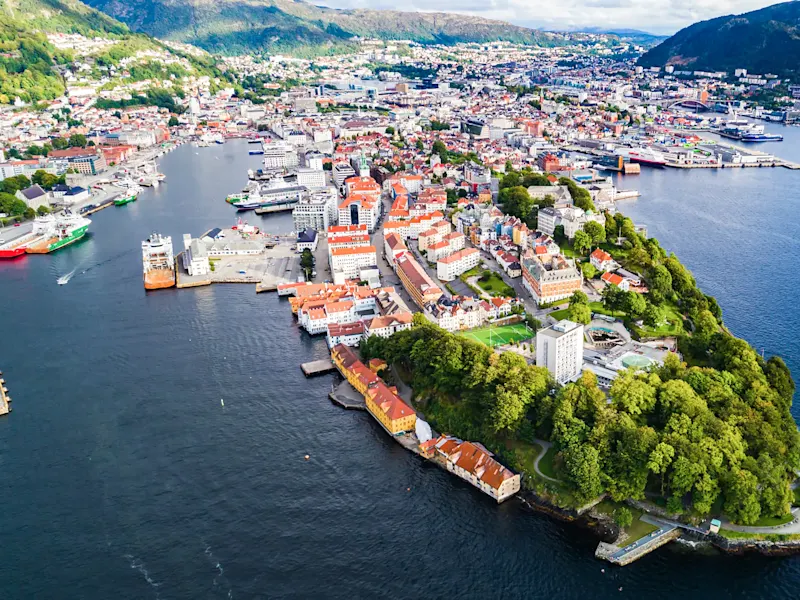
xmin=313 ymin=0 xmax=779 ymax=35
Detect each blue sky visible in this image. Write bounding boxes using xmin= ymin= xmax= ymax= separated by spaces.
xmin=312 ymin=0 xmax=780 ymax=35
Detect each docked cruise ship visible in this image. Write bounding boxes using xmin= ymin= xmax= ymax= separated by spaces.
xmin=142 ymin=233 xmax=176 ymax=290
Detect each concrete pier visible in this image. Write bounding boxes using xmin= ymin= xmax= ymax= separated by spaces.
xmin=328 ymin=380 xmax=367 ymax=410
xmin=301 ymin=359 xmax=336 ymax=377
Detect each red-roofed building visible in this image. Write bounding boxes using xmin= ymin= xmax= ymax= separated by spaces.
xmin=601 ymin=271 xmax=629 ymax=291
xmin=590 ymin=248 xmax=618 ymax=272
xmin=433 ymin=436 xmax=520 ymax=502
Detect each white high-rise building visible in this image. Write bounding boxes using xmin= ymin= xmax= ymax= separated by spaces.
xmin=292 ymin=187 xmax=338 ymax=232
xmin=262 ymin=142 xmax=298 ymax=170
xmin=297 ymin=168 xmax=326 ymax=189
xmin=536 ymin=320 xmax=584 ymax=385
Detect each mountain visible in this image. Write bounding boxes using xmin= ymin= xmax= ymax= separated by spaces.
xmin=0 ymin=0 xmax=222 ymax=104
xmin=79 ymin=0 xmax=560 ymax=55
xmin=571 ymin=27 xmax=668 ymax=46
xmin=638 ymin=1 xmax=800 ymax=76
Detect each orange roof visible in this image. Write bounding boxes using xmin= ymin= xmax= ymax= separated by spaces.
xmin=331 ymin=245 xmax=377 ymax=257
xmin=601 ymin=272 xmax=624 ymax=286
xmin=367 ymin=381 xmax=415 ymax=421
xmin=438 ymin=248 xmax=478 ymax=264
xmin=591 ymin=248 xmax=613 ymax=262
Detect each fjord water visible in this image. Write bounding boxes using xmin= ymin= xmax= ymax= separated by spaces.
xmin=0 ymin=138 xmax=798 ymax=600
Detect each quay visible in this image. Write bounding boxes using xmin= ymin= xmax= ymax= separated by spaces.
xmin=174 ymin=227 xmax=303 ymax=292
xmin=0 ymin=370 xmax=11 ymax=416
xmin=596 ymin=516 xmax=681 ymax=566
xmin=301 ymin=358 xmax=336 ymax=377
xmin=328 ymin=380 xmax=366 ymax=410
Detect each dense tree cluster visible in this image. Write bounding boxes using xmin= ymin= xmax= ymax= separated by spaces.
xmin=364 ymin=314 xmax=799 ymax=524
xmin=548 ymin=344 xmax=798 ymax=523
xmin=558 ymin=177 xmax=596 ymax=212
xmin=361 ymin=314 xmax=552 ymax=442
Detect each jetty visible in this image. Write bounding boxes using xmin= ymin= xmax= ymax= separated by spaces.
xmin=328 ymin=380 xmax=366 ymax=410
xmin=301 ymin=359 xmax=336 ymax=377
xmin=0 ymin=370 xmax=11 ymax=416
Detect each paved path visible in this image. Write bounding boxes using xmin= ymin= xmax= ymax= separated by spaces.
xmin=719 ymin=507 xmax=800 ymax=534
xmin=610 ymin=517 xmax=677 ymax=562
xmin=532 ymin=439 xmax=560 ymax=482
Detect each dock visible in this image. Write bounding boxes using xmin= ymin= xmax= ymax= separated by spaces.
xmin=595 ymin=514 xmax=683 ymax=565
xmin=328 ymin=380 xmax=367 ymax=410
xmin=0 ymin=370 xmax=11 ymax=416
xmin=301 ymin=359 xmax=336 ymax=377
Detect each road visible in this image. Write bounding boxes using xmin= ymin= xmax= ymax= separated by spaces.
xmin=718 ymin=507 xmax=800 ymax=534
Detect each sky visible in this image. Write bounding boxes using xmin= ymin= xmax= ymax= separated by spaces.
xmin=312 ymin=0 xmax=782 ymax=35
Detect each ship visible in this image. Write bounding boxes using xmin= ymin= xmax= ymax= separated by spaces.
xmin=26 ymin=212 xmax=90 ymax=254
xmin=740 ymin=132 xmax=783 ymax=142
xmin=0 ymin=215 xmax=56 ymax=258
xmin=616 ymin=147 xmax=667 ymax=168
xmin=142 ymin=233 xmax=176 ymax=290
xmin=115 ymin=184 xmax=142 ymax=206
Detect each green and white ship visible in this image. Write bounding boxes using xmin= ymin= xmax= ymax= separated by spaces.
xmin=26 ymin=212 xmax=91 ymax=254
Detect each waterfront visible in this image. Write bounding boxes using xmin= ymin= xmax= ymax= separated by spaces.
xmin=2 ymin=139 xmax=800 ymax=599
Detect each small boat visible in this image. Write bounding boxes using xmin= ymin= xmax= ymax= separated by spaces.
xmin=115 ymin=184 xmax=142 ymax=206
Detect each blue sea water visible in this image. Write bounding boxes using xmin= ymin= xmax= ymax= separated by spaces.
xmin=0 ymin=136 xmax=799 ymax=599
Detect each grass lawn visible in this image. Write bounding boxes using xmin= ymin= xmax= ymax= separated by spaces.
xmin=719 ymin=529 xmax=800 ymax=541
xmin=733 ymin=513 xmax=794 ymax=527
xmin=476 ymin=271 xmax=516 ymax=297
xmin=593 ymin=500 xmax=658 ymax=545
xmin=458 ymin=323 xmax=535 ymax=348
xmin=506 ymin=439 xmax=543 ymax=476
xmin=624 ymin=512 xmax=659 ymax=545
xmin=549 ymin=308 xmax=570 ymax=321
xmin=538 ymin=446 xmax=560 ymax=480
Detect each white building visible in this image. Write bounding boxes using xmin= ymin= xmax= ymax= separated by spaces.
xmin=436 ymin=248 xmax=481 ymax=281
xmin=330 ymin=245 xmax=378 ymax=280
xmin=536 ymin=320 xmax=584 ymax=385
xmin=182 ymin=234 xmax=210 ymax=276
xmin=292 ymin=187 xmax=338 ymax=232
xmin=297 ymin=167 xmax=326 ymax=189
xmin=262 ymin=142 xmax=298 ymax=170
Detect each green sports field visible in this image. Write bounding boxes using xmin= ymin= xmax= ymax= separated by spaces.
xmin=458 ymin=323 xmax=535 ymax=348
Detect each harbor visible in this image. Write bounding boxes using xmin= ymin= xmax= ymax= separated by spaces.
xmin=175 ymin=226 xmax=303 ymax=291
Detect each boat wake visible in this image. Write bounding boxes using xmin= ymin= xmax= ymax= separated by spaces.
xmin=81 ymin=249 xmax=133 ymax=275
xmin=204 ymin=545 xmax=233 ymax=598
xmin=57 ymin=268 xmax=77 ymax=285
xmin=124 ymin=554 xmax=162 ymax=599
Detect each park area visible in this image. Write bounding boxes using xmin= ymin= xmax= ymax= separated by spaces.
xmin=458 ymin=323 xmax=534 ymax=348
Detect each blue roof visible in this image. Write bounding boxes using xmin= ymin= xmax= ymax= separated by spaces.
xmin=297 ymin=228 xmax=317 ymax=243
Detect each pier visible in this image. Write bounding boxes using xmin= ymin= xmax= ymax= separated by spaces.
xmin=301 ymin=359 xmax=336 ymax=377
xmin=328 ymin=380 xmax=367 ymax=410
xmin=0 ymin=370 xmax=11 ymax=416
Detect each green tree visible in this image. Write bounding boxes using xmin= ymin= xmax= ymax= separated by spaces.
xmin=68 ymin=133 xmax=87 ymax=148
xmin=416 ymin=139 xmax=424 ymax=151
xmin=724 ymin=468 xmax=761 ymax=525
xmin=568 ymin=303 xmax=591 ymax=325
xmin=168 ymin=116 xmax=180 ymax=127
xmin=613 ymin=506 xmax=633 ymax=528
xmin=500 ymin=186 xmax=534 ymax=223
xmin=570 ymin=290 xmax=589 ymax=306
xmin=51 ymin=137 xmax=68 ymax=150
xmin=432 ymin=140 xmax=448 ymax=161
xmin=573 ymin=230 xmax=591 ymax=255
xmin=564 ymin=443 xmax=604 ymax=503
xmin=300 ymin=248 xmax=314 ymax=279
xmin=623 ymin=292 xmax=647 ymax=318
xmin=385 ymin=126 xmax=395 ymax=135
xmin=583 ymin=220 xmax=606 ymax=246
xmin=643 ymin=302 xmax=664 ymax=328
xmin=36 ymin=205 xmax=50 ymax=215
xmin=649 ymin=265 xmax=673 ymax=297
xmin=580 ymin=262 xmax=597 ymax=280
